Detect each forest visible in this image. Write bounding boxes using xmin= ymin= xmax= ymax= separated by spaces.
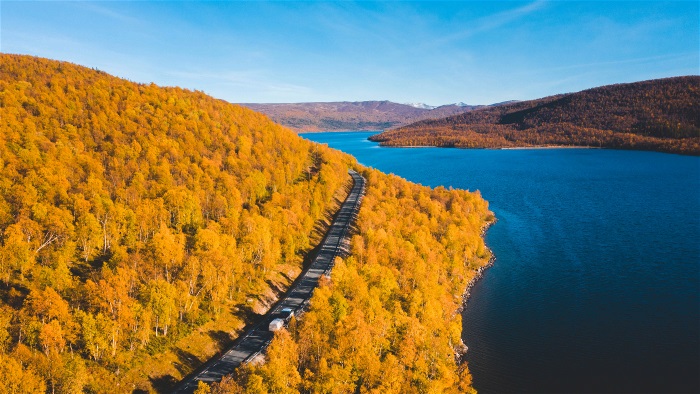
xmin=370 ymin=76 xmax=700 ymax=155
xmin=0 ymin=54 xmax=493 ymax=393
xmin=210 ymin=169 xmax=493 ymax=394
xmin=0 ymin=54 xmax=351 ymax=392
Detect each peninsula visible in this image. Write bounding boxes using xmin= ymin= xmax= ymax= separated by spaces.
xmin=369 ymin=77 xmax=700 ymax=155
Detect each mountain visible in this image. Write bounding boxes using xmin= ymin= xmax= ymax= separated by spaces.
xmin=0 ymin=53 xmax=355 ymax=391
xmin=241 ymin=100 xmax=479 ymax=132
xmin=370 ymin=77 xmax=700 ymax=155
xmin=0 ymin=55 xmax=492 ymax=393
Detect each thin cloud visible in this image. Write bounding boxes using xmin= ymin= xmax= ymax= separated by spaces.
xmin=76 ymin=2 xmax=141 ymax=25
xmin=524 ymin=52 xmax=699 ymax=75
xmin=168 ymin=70 xmax=262 ymax=84
xmin=167 ymin=69 xmax=315 ymax=102
xmin=438 ymin=0 xmax=547 ymax=45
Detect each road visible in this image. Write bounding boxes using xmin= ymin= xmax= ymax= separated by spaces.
xmin=174 ymin=170 xmax=365 ymax=393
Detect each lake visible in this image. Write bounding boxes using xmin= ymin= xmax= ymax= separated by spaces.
xmin=301 ymin=131 xmax=700 ymax=394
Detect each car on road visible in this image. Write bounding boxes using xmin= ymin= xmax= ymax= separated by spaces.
xmin=280 ymin=307 xmax=294 ymax=322
xmin=269 ymin=308 xmax=295 ymax=332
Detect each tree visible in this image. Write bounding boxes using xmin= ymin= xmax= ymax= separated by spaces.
xmin=77 ymin=311 xmax=111 ymax=361
xmin=0 ymin=54 xmax=365 ymax=391
xmin=39 ymin=319 xmax=66 ymax=354
xmin=144 ymin=279 xmax=177 ymax=336
xmin=245 ymin=329 xmax=301 ymax=394
xmin=24 ymin=286 xmax=70 ymax=325
xmin=0 ymin=352 xmax=47 ymax=393
xmin=148 ymin=224 xmax=185 ymax=282
xmin=194 ymin=381 xmax=212 ymax=394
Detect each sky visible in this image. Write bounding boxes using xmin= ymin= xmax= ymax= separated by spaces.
xmin=1 ymin=1 xmax=698 ymax=105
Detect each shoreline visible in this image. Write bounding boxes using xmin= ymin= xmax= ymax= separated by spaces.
xmin=498 ymin=145 xmax=600 ymax=150
xmin=455 ymin=217 xmax=497 ymax=361
xmin=298 ymin=129 xmax=384 ymax=134
xmin=376 ymin=142 xmax=601 ymax=150
xmin=368 ymin=139 xmax=698 ymax=156
xmin=462 ymin=217 xmax=497 ymax=306
xmin=380 ymin=145 xmax=436 ymax=148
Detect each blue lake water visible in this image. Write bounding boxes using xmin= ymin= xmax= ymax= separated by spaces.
xmin=301 ymin=132 xmax=700 ymax=394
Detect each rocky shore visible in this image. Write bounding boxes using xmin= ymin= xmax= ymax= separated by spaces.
xmin=455 ymin=217 xmax=497 ymax=360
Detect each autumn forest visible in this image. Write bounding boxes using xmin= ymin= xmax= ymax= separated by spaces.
xmin=0 ymin=54 xmax=493 ymax=393
xmin=370 ymin=77 xmax=700 ymax=155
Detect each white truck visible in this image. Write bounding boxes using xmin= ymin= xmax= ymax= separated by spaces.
xmin=269 ymin=318 xmax=284 ymax=332
xmin=269 ymin=307 xmax=295 ymax=331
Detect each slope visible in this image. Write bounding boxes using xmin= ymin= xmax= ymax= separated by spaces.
xmin=370 ymin=76 xmax=700 ymax=155
xmin=0 ymin=54 xmax=493 ymax=394
xmin=242 ymin=101 xmax=480 ymax=132
xmin=211 ymin=168 xmax=494 ymax=394
xmin=175 ymin=171 xmax=364 ymax=393
xmin=0 ymin=54 xmax=352 ymax=392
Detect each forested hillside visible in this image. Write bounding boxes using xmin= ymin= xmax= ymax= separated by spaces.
xmin=370 ymin=77 xmax=700 ymax=155
xmin=0 ymin=55 xmax=493 ymax=393
xmin=0 ymin=54 xmax=352 ymax=392
xmin=212 ymin=169 xmax=493 ymax=393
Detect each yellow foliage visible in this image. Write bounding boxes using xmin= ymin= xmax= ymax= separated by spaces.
xmin=234 ymin=168 xmax=493 ymax=392
xmin=0 ymin=352 xmax=47 ymax=393
xmin=0 ymin=54 xmax=492 ymax=393
xmin=0 ymin=54 xmax=352 ymax=391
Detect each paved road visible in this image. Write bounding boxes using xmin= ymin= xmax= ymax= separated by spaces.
xmin=174 ymin=170 xmax=365 ymax=393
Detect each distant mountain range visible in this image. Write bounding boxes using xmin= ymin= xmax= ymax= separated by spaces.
xmin=241 ymin=100 xmax=494 ymax=132
xmin=369 ymin=76 xmax=700 ymax=155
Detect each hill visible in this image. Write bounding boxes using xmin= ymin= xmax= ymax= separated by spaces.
xmin=241 ymin=101 xmax=481 ymax=132
xmin=212 ymin=168 xmax=493 ymax=394
xmin=0 ymin=54 xmax=492 ymax=393
xmin=369 ymin=77 xmax=700 ymax=155
xmin=0 ymin=53 xmax=355 ymax=392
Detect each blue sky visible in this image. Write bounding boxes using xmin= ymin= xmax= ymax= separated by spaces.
xmin=2 ymin=1 xmax=698 ymax=105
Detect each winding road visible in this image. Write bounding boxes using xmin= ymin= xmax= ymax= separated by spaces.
xmin=174 ymin=170 xmax=365 ymax=393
